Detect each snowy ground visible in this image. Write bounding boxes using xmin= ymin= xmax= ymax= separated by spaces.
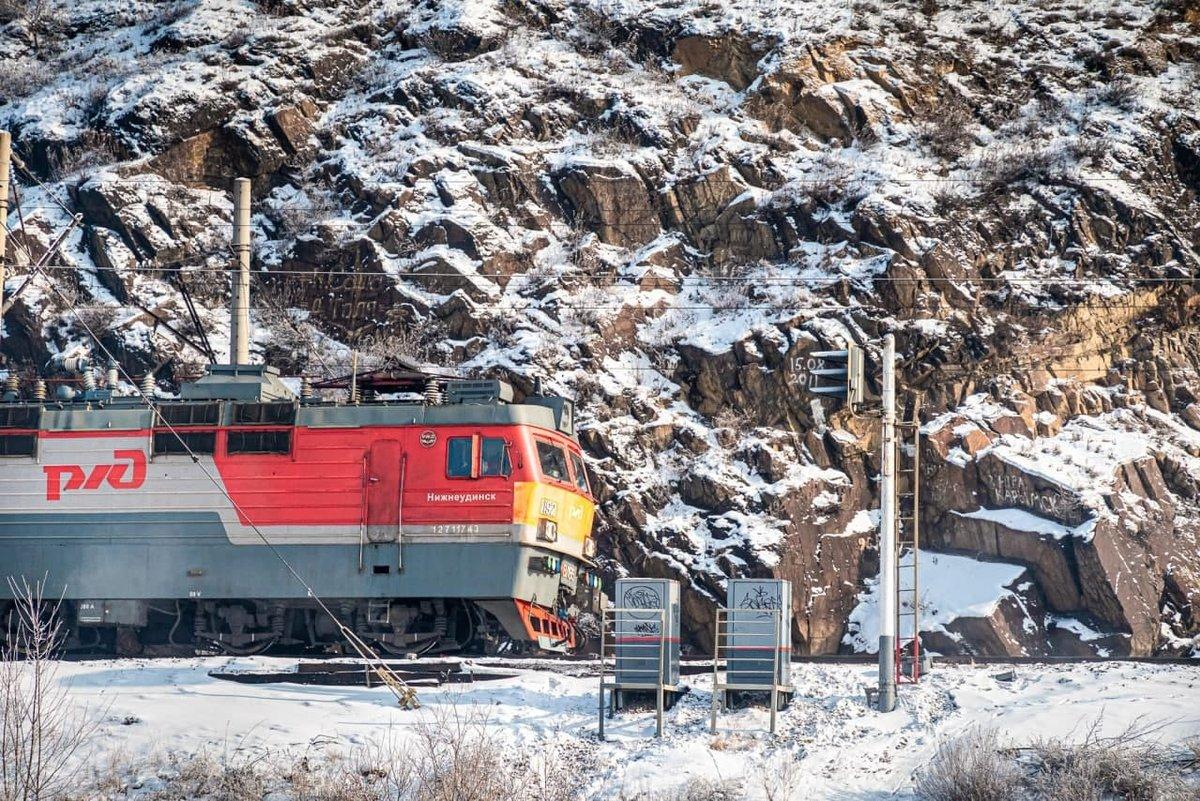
xmin=52 ymin=657 xmax=1200 ymax=799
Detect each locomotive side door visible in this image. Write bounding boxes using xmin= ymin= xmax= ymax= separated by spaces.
xmin=364 ymin=440 xmax=402 ymax=545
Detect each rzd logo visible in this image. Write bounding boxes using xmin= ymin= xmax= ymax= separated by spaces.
xmin=44 ymin=449 xmax=147 ymax=501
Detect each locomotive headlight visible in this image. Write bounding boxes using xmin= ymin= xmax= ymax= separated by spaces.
xmin=583 ymin=537 xmax=597 ymax=558
xmin=537 ymin=518 xmax=558 ymax=542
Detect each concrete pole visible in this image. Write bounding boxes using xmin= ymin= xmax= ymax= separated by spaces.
xmin=230 ymin=177 xmax=251 ymax=365
xmin=0 ymin=131 xmax=11 ymax=349
xmin=878 ymin=333 xmax=898 ymax=712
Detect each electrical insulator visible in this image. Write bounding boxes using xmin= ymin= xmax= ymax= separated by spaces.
xmin=424 ymin=378 xmax=443 ymax=406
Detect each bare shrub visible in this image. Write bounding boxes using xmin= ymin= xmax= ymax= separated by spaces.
xmin=355 ymin=323 xmax=437 ymax=369
xmin=621 ymin=777 xmax=742 ymax=800
xmin=975 ymin=142 xmax=1066 ymax=195
xmin=712 ymin=406 xmax=755 ymax=432
xmin=1094 ymin=74 xmax=1140 ymax=112
xmin=406 ymin=704 xmax=526 ymax=801
xmin=14 ymin=0 xmax=66 ymax=54
xmin=72 ymin=303 xmax=123 ymax=340
xmin=0 ymin=575 xmax=101 ymax=801
xmin=758 ymin=755 xmax=801 ymax=801
xmin=148 ymin=0 xmax=195 ymax=28
xmin=916 ymin=91 xmax=976 ymax=161
xmin=0 ymin=57 xmax=51 ymax=103
xmin=573 ymin=5 xmax=631 ymax=56
xmin=914 ymin=728 xmax=1023 ymax=801
xmin=705 ymin=283 xmax=748 ymax=311
xmin=1028 ymin=721 xmax=1193 ymax=801
xmin=134 ymin=716 xmax=582 ymax=801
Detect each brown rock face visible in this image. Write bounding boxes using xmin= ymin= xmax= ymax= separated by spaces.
xmin=672 ymin=34 xmax=771 ymax=91
xmin=553 ymin=163 xmax=661 ymax=248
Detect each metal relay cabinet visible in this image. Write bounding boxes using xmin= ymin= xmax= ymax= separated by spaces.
xmin=614 ymin=578 xmax=681 ymax=686
xmin=711 ymin=579 xmax=795 ymax=735
xmin=726 ymin=578 xmax=793 ymax=687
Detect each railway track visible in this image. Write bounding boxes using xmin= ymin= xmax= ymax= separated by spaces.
xmin=201 ymin=652 xmax=1198 ymax=690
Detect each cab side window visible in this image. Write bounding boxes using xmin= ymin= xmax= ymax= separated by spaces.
xmin=447 ymin=437 xmax=473 ymax=478
xmin=480 ymin=438 xmax=510 ymax=477
xmin=569 ymin=451 xmax=591 ymax=495
xmin=536 ymin=440 xmax=569 ymax=483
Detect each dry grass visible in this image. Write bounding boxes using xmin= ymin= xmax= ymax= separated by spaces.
xmin=86 ymin=703 xmax=585 ymax=801
xmin=915 ymin=722 xmax=1200 ymax=801
xmin=1026 ymin=720 xmax=1195 ymax=801
xmin=915 ymin=728 xmax=1024 ymax=801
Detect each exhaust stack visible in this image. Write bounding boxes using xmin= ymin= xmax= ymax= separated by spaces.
xmin=178 ymin=176 xmax=293 ymax=403
xmin=230 ymin=177 xmax=251 ymax=365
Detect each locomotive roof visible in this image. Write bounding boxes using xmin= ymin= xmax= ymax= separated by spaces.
xmin=2 ymin=397 xmax=578 ymax=441
xmin=2 ymin=366 xmax=578 ymax=440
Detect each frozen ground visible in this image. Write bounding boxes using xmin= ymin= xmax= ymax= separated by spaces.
xmin=52 ymin=656 xmax=1200 ymax=799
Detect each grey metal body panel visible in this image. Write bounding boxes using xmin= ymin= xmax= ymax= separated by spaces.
xmin=24 ymin=400 xmax=568 ymax=440
xmin=727 ymin=579 xmax=793 ymax=686
xmin=614 ymin=578 xmax=681 ymax=686
xmin=0 ymin=510 xmax=560 ymax=601
xmin=295 ymin=402 xmax=565 ymax=436
xmin=41 ymin=407 xmax=153 ymax=431
xmin=180 ymin=364 xmax=293 ymax=402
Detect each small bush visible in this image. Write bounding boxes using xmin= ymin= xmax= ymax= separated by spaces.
xmin=1029 ymin=722 xmax=1193 ymax=801
xmin=914 ymin=728 xmax=1023 ymax=801
xmin=916 ymin=91 xmax=977 ymax=161
xmin=0 ymin=57 xmax=51 ymax=103
xmin=1095 ymin=74 xmax=1140 ymax=112
xmin=916 ymin=722 xmax=1199 ymax=801
xmin=974 ymin=142 xmax=1067 ymax=195
xmin=621 ymin=777 xmax=743 ymax=801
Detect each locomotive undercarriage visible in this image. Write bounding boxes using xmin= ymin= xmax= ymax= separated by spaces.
xmin=1 ymin=598 xmax=523 ymax=657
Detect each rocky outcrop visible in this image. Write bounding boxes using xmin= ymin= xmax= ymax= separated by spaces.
xmin=553 ymin=162 xmax=661 ymax=248
xmin=1 ymin=0 xmax=1199 ymax=658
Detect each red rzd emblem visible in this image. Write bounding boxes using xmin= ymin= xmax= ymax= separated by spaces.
xmin=44 ymin=449 xmax=147 ymax=501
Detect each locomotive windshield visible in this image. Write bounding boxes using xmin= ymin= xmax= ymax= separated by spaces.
xmin=536 ymin=440 xmax=569 ymax=482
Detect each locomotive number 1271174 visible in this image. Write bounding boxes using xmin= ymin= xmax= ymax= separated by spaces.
xmin=432 ymin=523 xmax=483 ymax=535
